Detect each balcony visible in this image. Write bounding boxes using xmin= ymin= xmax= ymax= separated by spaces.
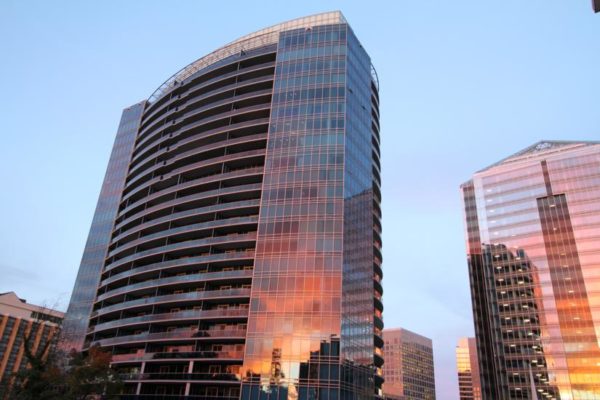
xmin=94 ymin=288 xmax=251 ymax=317
xmin=120 ymin=396 xmax=239 ymax=400
xmin=90 ymin=308 xmax=249 ymax=334
xmin=106 ymin=231 xmax=257 ymax=269
xmin=111 ymin=350 xmax=244 ymax=364
xmin=116 ymin=168 xmax=263 ymax=224
xmin=125 ymin=130 xmax=268 ymax=192
xmin=122 ymin=148 xmax=266 ymax=204
xmin=104 ymin=226 xmax=257 ymax=272
xmin=93 ymin=328 xmax=247 ymax=347
xmin=140 ymin=57 xmax=275 ymax=127
xmin=97 ymin=269 xmax=253 ymax=302
xmin=109 ymin=215 xmax=259 ymax=260
xmin=130 ymin=116 xmax=269 ymax=177
xmin=120 ymin=372 xmax=240 ymax=383
xmin=138 ymin=84 xmax=271 ymax=148
xmin=103 ymin=249 xmax=255 ymax=279
xmin=138 ymin=73 xmax=273 ymax=152
xmin=112 ymin=183 xmax=261 ymax=237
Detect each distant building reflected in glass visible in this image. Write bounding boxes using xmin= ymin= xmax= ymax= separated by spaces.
xmin=462 ymin=141 xmax=600 ymax=399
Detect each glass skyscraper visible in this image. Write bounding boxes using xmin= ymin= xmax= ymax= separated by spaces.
xmin=461 ymin=141 xmax=600 ymax=399
xmin=456 ymin=337 xmax=481 ymax=400
xmin=62 ymin=11 xmax=383 ymax=400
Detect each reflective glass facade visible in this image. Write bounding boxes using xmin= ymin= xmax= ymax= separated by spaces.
xmin=62 ymin=102 xmax=145 ymax=351
xmin=461 ymin=141 xmax=600 ymax=399
xmin=456 ymin=337 xmax=481 ymax=400
xmin=63 ymin=11 xmax=382 ymax=400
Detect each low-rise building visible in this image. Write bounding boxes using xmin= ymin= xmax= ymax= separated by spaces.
xmin=0 ymin=292 xmax=64 ymax=392
xmin=383 ymin=327 xmax=436 ymax=400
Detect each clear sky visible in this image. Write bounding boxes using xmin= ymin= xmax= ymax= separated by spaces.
xmin=1 ymin=1 xmax=598 ymax=398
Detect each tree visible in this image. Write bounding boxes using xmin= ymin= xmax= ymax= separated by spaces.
xmin=6 ymin=338 xmax=122 ymax=400
xmin=8 ymin=325 xmax=63 ymax=400
xmin=63 ymin=346 xmax=123 ymax=400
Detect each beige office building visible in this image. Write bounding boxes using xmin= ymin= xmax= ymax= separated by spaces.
xmin=383 ymin=328 xmax=435 ymax=400
xmin=0 ymin=292 xmax=64 ymax=391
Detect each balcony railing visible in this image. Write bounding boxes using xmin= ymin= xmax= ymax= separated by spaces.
xmin=103 ymin=245 xmax=255 ymax=276
xmin=94 ymin=328 xmax=247 ymax=348
xmin=113 ymin=183 xmax=261 ymax=236
xmin=111 ymin=350 xmax=244 ymax=363
xmin=101 ymin=251 xmax=255 ymax=287
xmin=90 ymin=308 xmax=249 ymax=333
xmin=118 ymin=167 xmax=263 ymax=222
xmin=120 ymin=372 xmax=241 ymax=382
xmin=120 ymin=395 xmax=239 ymax=400
xmin=94 ymin=288 xmax=251 ymax=317
xmin=97 ymin=270 xmax=252 ymax=302
xmin=109 ymin=214 xmax=260 ymax=259
xmin=104 ymin=231 xmax=257 ymax=273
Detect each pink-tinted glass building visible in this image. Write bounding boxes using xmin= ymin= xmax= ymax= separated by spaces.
xmin=461 ymin=141 xmax=600 ymax=399
xmin=62 ymin=11 xmax=383 ymax=400
xmin=456 ymin=337 xmax=481 ymax=400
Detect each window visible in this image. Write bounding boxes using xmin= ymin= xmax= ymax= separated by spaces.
xmin=206 ymin=387 xmax=218 ymax=396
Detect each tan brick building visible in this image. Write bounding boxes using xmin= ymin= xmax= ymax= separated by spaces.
xmin=0 ymin=292 xmax=64 ymax=392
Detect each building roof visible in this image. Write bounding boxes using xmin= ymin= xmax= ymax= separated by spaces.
xmin=383 ymin=327 xmax=433 ymax=347
xmin=0 ymin=292 xmax=64 ymax=322
xmin=477 ymin=140 xmax=600 ymax=173
xmin=148 ymin=11 xmax=346 ymax=104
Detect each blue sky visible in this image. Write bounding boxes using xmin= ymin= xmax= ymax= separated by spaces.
xmin=1 ymin=1 xmax=598 ymax=398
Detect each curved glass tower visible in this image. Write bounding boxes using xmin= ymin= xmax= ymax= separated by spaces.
xmin=62 ymin=11 xmax=383 ymax=400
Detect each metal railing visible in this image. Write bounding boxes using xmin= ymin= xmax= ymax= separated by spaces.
xmin=119 ymin=372 xmax=241 ymax=381
xmin=94 ymin=288 xmax=251 ymax=316
xmin=94 ymin=328 xmax=247 ymax=347
xmin=90 ymin=308 xmax=249 ymax=333
xmin=112 ymin=350 xmax=244 ymax=363
xmin=147 ymin=12 xmax=346 ymax=105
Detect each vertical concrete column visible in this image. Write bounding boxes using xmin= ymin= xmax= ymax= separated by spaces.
xmin=184 ymin=361 xmax=194 ymax=395
xmin=136 ymin=361 xmax=146 ymax=395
